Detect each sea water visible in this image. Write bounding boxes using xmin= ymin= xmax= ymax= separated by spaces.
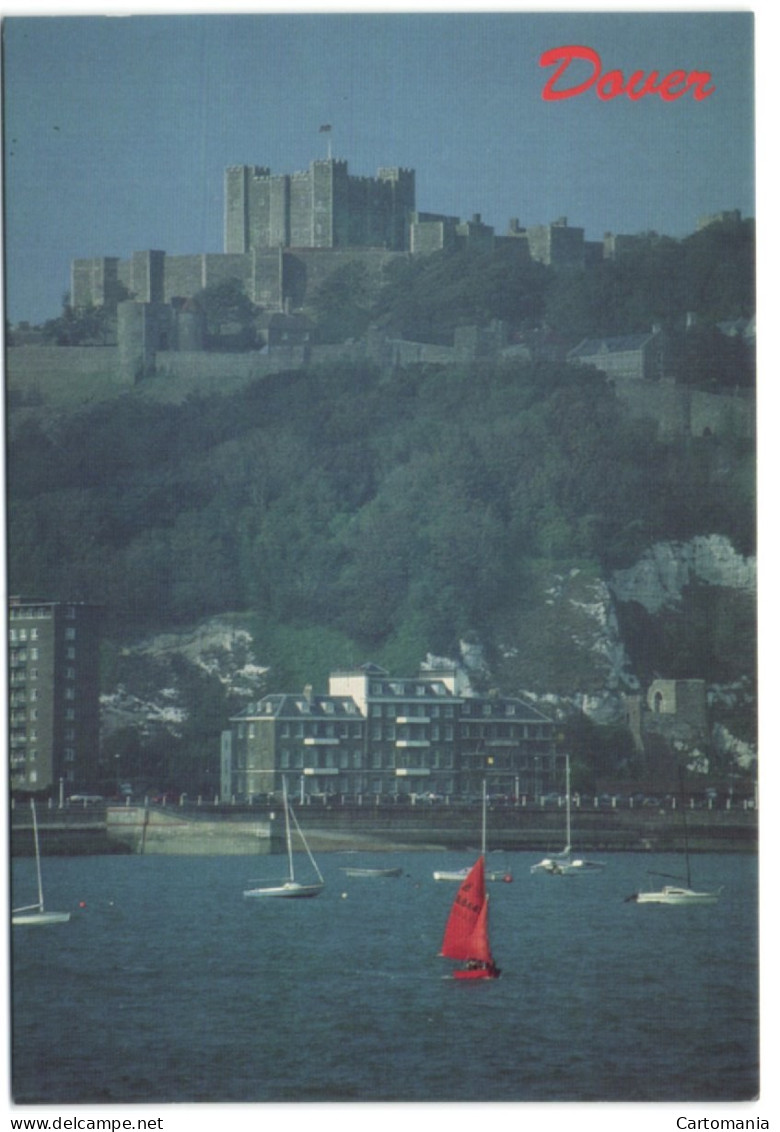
xmin=10 ymin=851 xmax=758 ymax=1104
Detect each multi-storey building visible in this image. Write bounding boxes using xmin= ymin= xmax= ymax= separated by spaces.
xmin=227 ymin=663 xmax=556 ymax=801
xmin=8 ymin=597 xmax=101 ymax=796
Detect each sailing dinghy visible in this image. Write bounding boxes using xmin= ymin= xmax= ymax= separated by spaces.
xmin=12 ymin=800 xmax=71 ymax=926
xmin=433 ymin=781 xmax=513 ymax=883
xmin=530 ymin=754 xmax=604 ymax=875
xmin=244 ymin=778 xmax=324 ymax=899
xmin=439 ymin=854 xmax=500 ymax=980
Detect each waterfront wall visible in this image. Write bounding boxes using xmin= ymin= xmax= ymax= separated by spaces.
xmin=10 ymin=803 xmax=757 ymax=856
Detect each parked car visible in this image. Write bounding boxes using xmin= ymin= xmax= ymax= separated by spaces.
xmin=68 ymin=794 xmax=104 ymax=805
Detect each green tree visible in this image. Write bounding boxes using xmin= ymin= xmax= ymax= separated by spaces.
xmin=194 ymin=278 xmax=260 ymax=351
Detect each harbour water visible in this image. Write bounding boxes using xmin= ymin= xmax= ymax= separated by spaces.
xmin=11 ymin=850 xmax=758 ymax=1105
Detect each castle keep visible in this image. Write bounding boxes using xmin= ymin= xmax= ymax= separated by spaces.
xmin=224 ymin=160 xmax=415 ymax=252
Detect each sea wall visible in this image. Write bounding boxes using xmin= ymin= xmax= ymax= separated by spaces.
xmin=11 ymin=802 xmax=757 ymax=857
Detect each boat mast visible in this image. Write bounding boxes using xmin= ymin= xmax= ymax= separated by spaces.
xmin=678 ymin=767 xmax=692 ymax=888
xmin=481 ymin=779 xmax=487 ymax=858
xmin=565 ymin=755 xmax=572 ymax=853
xmin=31 ymin=800 xmax=45 ymax=913
xmin=282 ymin=776 xmax=295 ymax=883
xmin=288 ymin=802 xmax=325 ymax=885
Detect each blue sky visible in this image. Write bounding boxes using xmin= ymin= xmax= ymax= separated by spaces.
xmin=2 ymin=9 xmax=755 ymax=325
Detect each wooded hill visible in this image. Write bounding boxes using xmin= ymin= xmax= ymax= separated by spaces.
xmin=6 ymin=217 xmax=756 ymax=786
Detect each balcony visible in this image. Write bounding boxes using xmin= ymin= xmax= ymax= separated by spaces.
xmin=396 ymin=715 xmax=430 ymax=725
xmin=303 ymin=737 xmax=339 ymax=745
xmin=303 ymin=766 xmax=339 ymax=776
xmin=395 ymin=739 xmax=430 ymax=748
xmin=395 ymin=768 xmax=430 ymax=777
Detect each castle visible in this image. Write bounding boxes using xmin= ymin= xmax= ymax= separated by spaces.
xmin=71 ymin=154 xmax=645 ymax=316
xmin=64 ymin=154 xmax=753 ymax=448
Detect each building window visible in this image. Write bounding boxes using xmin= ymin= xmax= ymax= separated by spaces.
xmin=65 ymin=628 xmax=76 ymax=640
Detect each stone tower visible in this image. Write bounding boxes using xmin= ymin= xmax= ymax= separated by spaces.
xmin=224 ymin=158 xmax=415 ymax=254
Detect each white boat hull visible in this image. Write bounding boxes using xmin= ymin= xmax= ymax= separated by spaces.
xmin=244 ymin=881 xmax=324 ymax=899
xmin=341 ymin=867 xmax=403 ymax=878
xmin=13 ymin=909 xmax=71 ymax=925
xmin=634 ymin=885 xmax=720 ymax=905
xmin=434 ymin=868 xmax=512 ymax=882
xmin=531 ymin=855 xmax=605 ymax=875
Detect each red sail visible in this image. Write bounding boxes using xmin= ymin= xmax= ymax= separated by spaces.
xmin=440 ymin=855 xmax=493 ymax=964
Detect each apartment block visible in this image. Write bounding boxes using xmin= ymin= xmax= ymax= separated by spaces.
xmin=228 ymin=663 xmax=556 ymax=801
xmin=8 ymin=597 xmax=101 ymax=796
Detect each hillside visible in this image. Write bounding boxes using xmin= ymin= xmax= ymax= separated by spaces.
xmin=6 ymin=218 xmax=756 ymax=793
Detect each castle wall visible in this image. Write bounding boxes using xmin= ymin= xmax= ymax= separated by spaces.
xmin=612 ymin=377 xmax=755 ymax=442
xmin=117 ymin=300 xmax=172 ymax=381
xmin=612 ymin=377 xmax=691 ymax=440
xmin=282 ymin=246 xmax=406 ymax=309
xmin=410 ymin=218 xmax=457 ymax=254
xmin=155 ymin=346 xmax=308 ymax=379
xmin=71 ymin=257 xmax=123 ymax=308
xmin=289 ymin=171 xmax=312 ymax=247
xmin=131 ymin=250 xmax=166 ymax=303
xmin=254 ymin=248 xmax=284 ymax=309
xmin=527 ymin=219 xmax=585 ymax=269
xmin=268 ymin=175 xmax=290 ymax=247
xmin=164 ymin=255 xmax=205 ymax=301
xmin=224 ymin=165 xmax=248 ymax=253
xmin=690 ymin=389 xmax=755 ymax=439
xmin=203 ymin=253 xmax=253 ymax=291
xmin=311 ymin=160 xmax=339 ymax=246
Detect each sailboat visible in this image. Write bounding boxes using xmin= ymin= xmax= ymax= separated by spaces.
xmin=12 ymin=800 xmax=71 ymax=926
xmin=439 ymin=854 xmax=500 ymax=980
xmin=433 ymin=782 xmax=513 ymax=882
xmin=530 ymin=754 xmax=604 ymax=875
xmin=626 ymin=770 xmax=721 ymax=905
xmin=244 ymin=777 xmax=325 ymax=899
